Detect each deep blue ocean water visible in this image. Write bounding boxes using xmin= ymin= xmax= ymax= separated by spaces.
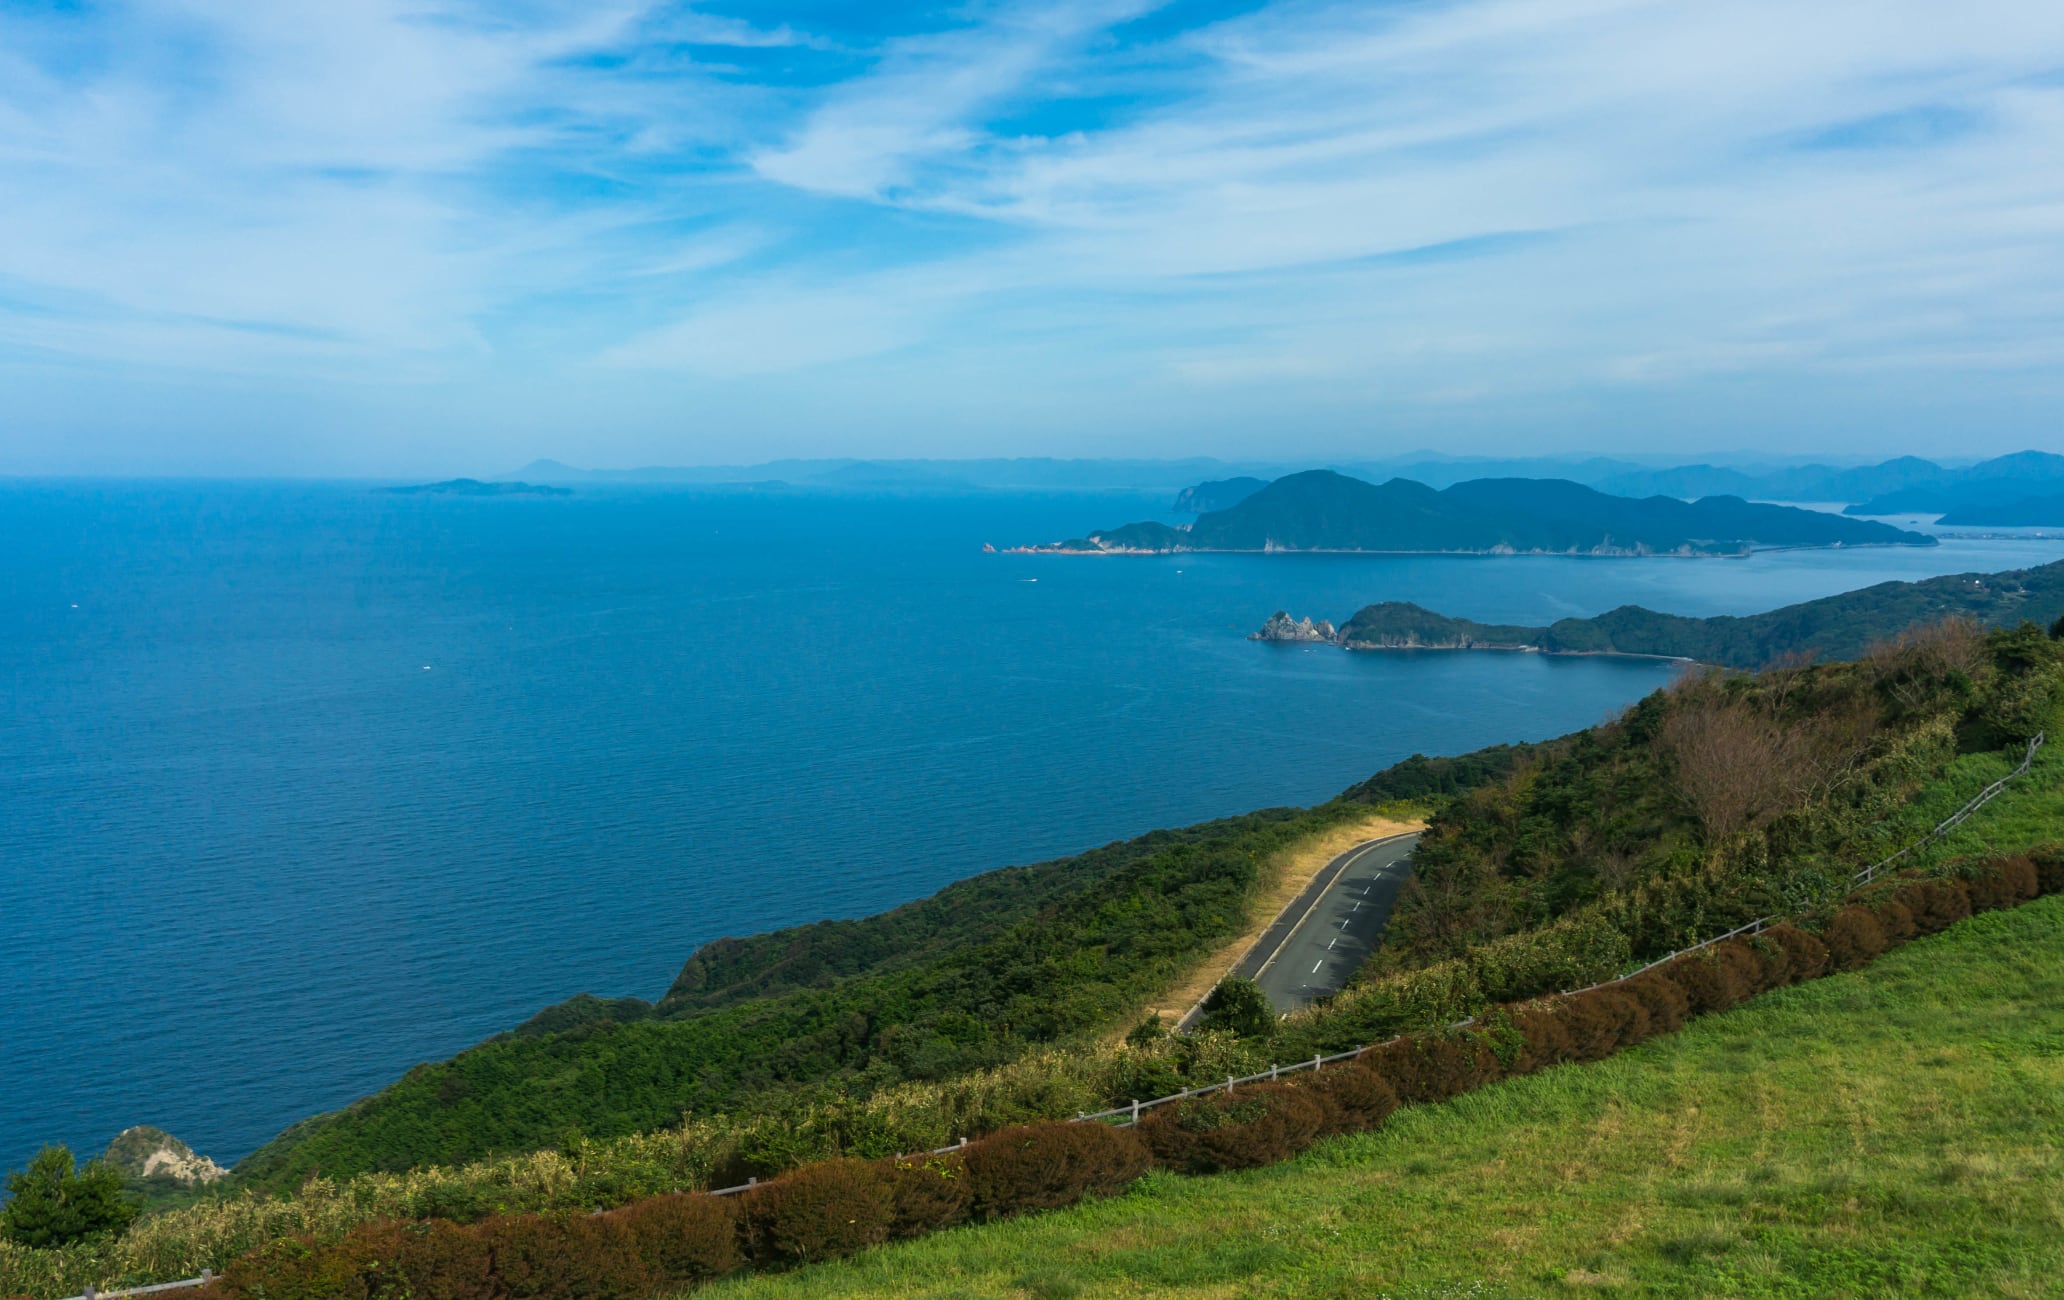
xmin=5 ymin=481 xmax=2061 ymax=1173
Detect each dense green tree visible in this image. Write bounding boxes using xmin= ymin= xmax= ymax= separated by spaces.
xmin=1 ymin=1146 xmax=139 ymax=1248
xmin=1196 ymin=977 xmax=1276 ymax=1040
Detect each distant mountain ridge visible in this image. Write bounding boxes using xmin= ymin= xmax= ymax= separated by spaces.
xmin=1021 ymin=470 xmax=1933 ymax=556
xmin=499 ymin=450 xmax=2062 ymax=505
xmin=1842 ymin=451 xmax=2064 ymax=517
xmin=1259 ymin=559 xmax=2064 ymax=668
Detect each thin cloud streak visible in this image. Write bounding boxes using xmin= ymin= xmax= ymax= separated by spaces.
xmin=0 ymin=0 xmax=2061 ymax=471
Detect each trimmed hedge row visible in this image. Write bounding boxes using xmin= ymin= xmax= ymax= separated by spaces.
xmin=202 ymin=848 xmax=2061 ymax=1300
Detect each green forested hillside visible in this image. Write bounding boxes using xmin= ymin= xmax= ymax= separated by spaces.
xmin=1270 ymin=619 xmax=2064 ymax=1059
xmin=1034 ymin=470 xmax=1931 ymax=554
xmin=236 ymin=803 xmax=1380 ymax=1187
xmin=1333 ymin=557 xmax=2064 ymax=667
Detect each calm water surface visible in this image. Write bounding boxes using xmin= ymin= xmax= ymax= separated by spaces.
xmin=4 ymin=482 xmax=2060 ymax=1170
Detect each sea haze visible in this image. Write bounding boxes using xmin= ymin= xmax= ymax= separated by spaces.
xmin=5 ymin=482 xmax=2062 ymax=1172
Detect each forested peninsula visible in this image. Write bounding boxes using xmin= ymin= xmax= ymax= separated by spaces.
xmin=1016 ymin=469 xmax=1932 ymax=556
xmin=1257 ymin=558 xmax=2064 ymax=669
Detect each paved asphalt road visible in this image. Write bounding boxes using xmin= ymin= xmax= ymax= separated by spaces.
xmin=1247 ymin=832 xmax=1419 ymax=1014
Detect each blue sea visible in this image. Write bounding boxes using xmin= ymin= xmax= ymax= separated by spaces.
xmin=5 ymin=481 xmax=2061 ymax=1174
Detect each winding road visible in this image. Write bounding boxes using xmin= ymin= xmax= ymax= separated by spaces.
xmin=1242 ymin=831 xmax=1419 ymax=1014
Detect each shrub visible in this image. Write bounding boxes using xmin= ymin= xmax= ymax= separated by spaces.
xmin=350 ymin=1219 xmax=497 ymax=1300
xmin=219 ymin=1230 xmax=381 ymax=1300
xmin=476 ymin=1212 xmax=654 ymax=1299
xmin=1898 ymin=878 xmax=1972 ymax=934
xmin=1617 ymin=973 xmax=1690 ymax=1036
xmin=1735 ymin=934 xmax=1794 ymax=992
xmin=1559 ymin=989 xmax=1650 ymax=1061
xmin=1298 ymin=1064 xmax=1399 ymax=1137
xmin=739 ymin=1157 xmax=893 ymax=1266
xmin=1506 ymin=1003 xmax=1574 ymax=1073
xmin=0 ymin=1147 xmax=139 ymax=1248
xmin=2030 ymin=843 xmax=2064 ymax=895
xmin=1140 ymin=1083 xmax=1325 ymax=1174
xmin=1964 ymin=855 xmax=2039 ymax=911
xmin=608 ymin=1192 xmax=742 ymax=1284
xmin=1822 ymin=906 xmax=1888 ymax=970
xmin=963 ymin=1122 xmax=1149 ymax=1220
xmin=1999 ymin=855 xmax=2041 ymax=903
xmin=1363 ymin=1032 xmax=1502 ymax=1104
xmin=1762 ymin=924 xmax=1830 ymax=985
xmin=1871 ymin=898 xmax=1919 ymax=942
xmin=873 ymin=1153 xmax=972 ymax=1238
xmin=1661 ymin=943 xmax=1760 ymax=1015
xmin=1195 ymin=977 xmax=1277 ymax=1039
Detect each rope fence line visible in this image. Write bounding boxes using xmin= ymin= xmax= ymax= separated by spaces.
xmin=56 ymin=732 xmax=2044 ymax=1300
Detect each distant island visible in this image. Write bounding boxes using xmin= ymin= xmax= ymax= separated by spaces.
xmin=1256 ymin=558 xmax=2064 ymax=669
xmin=383 ymin=478 xmax=571 ymax=497
xmin=1012 ymin=470 xmax=1934 ymax=557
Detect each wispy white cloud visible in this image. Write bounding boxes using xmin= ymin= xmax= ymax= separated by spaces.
xmin=2 ymin=0 xmax=2062 ymax=471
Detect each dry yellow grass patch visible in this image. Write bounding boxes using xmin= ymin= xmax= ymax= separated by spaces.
xmin=1128 ymin=812 xmax=1423 ymax=1030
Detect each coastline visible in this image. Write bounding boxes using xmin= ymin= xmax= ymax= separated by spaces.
xmin=1262 ymin=636 xmax=1698 ymax=665
xmin=997 ymin=540 xmax=1934 ymax=559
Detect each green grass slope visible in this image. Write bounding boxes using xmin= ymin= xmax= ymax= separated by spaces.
xmin=701 ymin=894 xmax=2064 ymax=1299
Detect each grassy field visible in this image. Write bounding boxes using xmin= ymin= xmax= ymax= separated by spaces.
xmin=698 ymin=894 xmax=2064 ymax=1299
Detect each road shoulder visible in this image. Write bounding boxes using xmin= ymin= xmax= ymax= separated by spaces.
xmin=1128 ymin=812 xmax=1422 ymax=1032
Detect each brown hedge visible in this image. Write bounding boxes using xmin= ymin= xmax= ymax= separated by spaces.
xmin=963 ymin=1122 xmax=1150 ymax=1220
xmin=1823 ymin=906 xmax=1889 ymax=970
xmin=1964 ymin=855 xmax=2039 ymax=912
xmin=1140 ymin=1083 xmax=1326 ymax=1174
xmin=1762 ymin=924 xmax=1831 ymax=985
xmin=873 ymin=1152 xmax=972 ymax=1238
xmin=1899 ymin=877 xmax=1973 ymax=934
xmin=1560 ymin=989 xmax=1652 ymax=1061
xmin=1661 ymin=941 xmax=1761 ymax=1015
xmin=739 ymin=1157 xmax=894 ymax=1266
xmin=1870 ymin=897 xmax=1919 ymax=942
xmin=1507 ymin=1002 xmax=1574 ymax=1073
xmin=606 ymin=1192 xmax=742 ymax=1283
xmin=218 ymin=1194 xmax=736 ymax=1300
xmin=1617 ymin=972 xmax=1690 ymax=1036
xmin=1999 ymin=855 xmax=2041 ymax=903
xmin=1297 ymin=1063 xmax=1400 ymax=1137
xmin=1364 ymin=1031 xmax=1503 ymax=1103
xmin=2030 ymin=843 xmax=2064 ymax=895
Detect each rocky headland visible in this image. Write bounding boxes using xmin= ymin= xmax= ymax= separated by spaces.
xmin=1251 ymin=611 xmax=1339 ymax=644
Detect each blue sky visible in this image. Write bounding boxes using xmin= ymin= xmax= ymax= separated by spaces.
xmin=1 ymin=0 xmax=2061 ymax=474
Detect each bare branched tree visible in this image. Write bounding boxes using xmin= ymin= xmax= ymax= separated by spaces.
xmin=1656 ymin=695 xmax=1791 ymax=840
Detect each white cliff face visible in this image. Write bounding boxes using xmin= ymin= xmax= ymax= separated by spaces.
xmin=105 ymin=1125 xmax=229 ymax=1185
xmin=1250 ymin=612 xmax=1339 ymax=644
